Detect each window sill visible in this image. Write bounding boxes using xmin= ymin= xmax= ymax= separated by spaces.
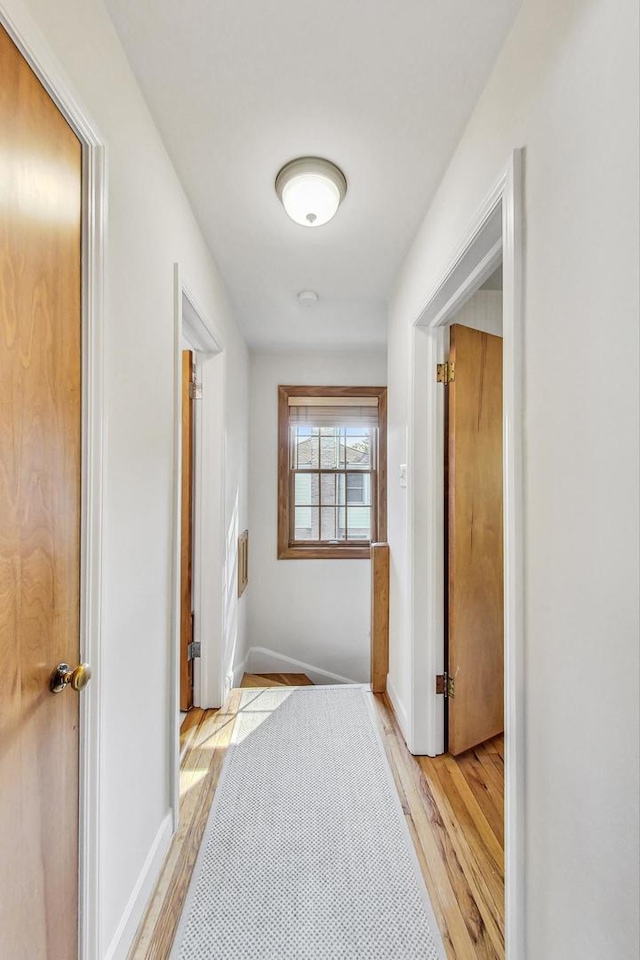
xmin=278 ymin=544 xmax=371 ymax=560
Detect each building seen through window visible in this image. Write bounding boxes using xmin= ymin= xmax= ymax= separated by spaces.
xmin=292 ymin=426 xmax=373 ymax=542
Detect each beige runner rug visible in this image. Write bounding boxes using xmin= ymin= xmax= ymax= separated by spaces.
xmin=172 ymin=685 xmax=446 ymax=960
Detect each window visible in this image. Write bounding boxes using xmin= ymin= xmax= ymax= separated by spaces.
xmin=278 ymin=386 xmax=387 ymax=559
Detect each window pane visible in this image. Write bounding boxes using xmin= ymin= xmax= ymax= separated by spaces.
xmin=293 ymin=428 xmax=319 ymax=468
xmin=294 ymin=472 xmax=318 ymax=506
xmin=346 ymin=472 xmax=371 ymax=505
xmin=294 ymin=507 xmax=319 ymax=540
xmin=320 ymin=506 xmax=340 ymax=541
xmin=344 ymin=431 xmax=371 ymax=469
xmin=293 ymin=472 xmax=372 ymax=542
xmin=347 ymin=507 xmax=371 ymax=540
xmin=320 ymin=473 xmax=338 ymax=506
xmin=320 ymin=428 xmax=341 ymax=468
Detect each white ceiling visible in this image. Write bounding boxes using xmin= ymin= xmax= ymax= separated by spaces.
xmin=104 ymin=0 xmax=521 ymax=350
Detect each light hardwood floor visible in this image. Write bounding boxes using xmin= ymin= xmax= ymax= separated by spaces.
xmin=129 ymin=677 xmax=504 ymax=959
xmin=371 ymin=696 xmax=504 ymax=959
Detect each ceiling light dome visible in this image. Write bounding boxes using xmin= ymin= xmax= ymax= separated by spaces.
xmin=275 ymin=157 xmax=347 ymax=227
xmin=297 ymin=290 xmax=319 ymax=305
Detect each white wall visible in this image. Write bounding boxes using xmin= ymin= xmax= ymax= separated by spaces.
xmin=5 ymin=1 xmax=249 ymax=956
xmin=451 ymin=288 xmax=503 ymax=336
xmin=248 ymin=350 xmax=387 ymax=684
xmin=388 ymin=1 xmax=639 ymax=958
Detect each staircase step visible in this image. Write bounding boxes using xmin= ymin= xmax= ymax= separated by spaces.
xmin=241 ymin=673 xmax=314 ymax=688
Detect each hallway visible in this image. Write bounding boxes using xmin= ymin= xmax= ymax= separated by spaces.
xmin=131 ymin=678 xmax=504 ymax=959
xmin=0 ymin=1 xmax=637 ymax=957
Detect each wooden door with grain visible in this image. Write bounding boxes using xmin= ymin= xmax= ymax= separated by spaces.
xmin=0 ymin=25 xmax=83 ymax=958
xmin=180 ymin=350 xmax=195 ymax=710
xmin=447 ymin=323 xmax=504 ymax=756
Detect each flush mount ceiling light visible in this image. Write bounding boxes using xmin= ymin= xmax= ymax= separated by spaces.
xmin=297 ymin=290 xmax=319 ymax=306
xmin=275 ymin=157 xmax=347 ymax=227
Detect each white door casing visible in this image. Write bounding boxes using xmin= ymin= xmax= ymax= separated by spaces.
xmin=406 ymin=150 xmax=525 ymax=959
xmin=171 ymin=266 xmax=226 ymax=827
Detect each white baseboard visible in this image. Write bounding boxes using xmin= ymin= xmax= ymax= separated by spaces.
xmin=231 ymin=654 xmax=248 ymax=689
xmin=245 ymin=646 xmax=360 ymax=686
xmin=386 ymin=673 xmax=410 ymax=744
xmin=103 ymin=811 xmax=173 ymax=960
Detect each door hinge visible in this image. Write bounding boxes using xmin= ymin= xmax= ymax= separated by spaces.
xmin=436 ymin=361 xmax=455 ymax=384
xmin=187 ymin=641 xmax=201 ymax=660
xmin=189 ymin=381 xmax=203 ymax=400
xmin=435 ymin=672 xmax=455 ymax=698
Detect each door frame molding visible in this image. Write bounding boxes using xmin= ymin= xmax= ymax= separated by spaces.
xmin=0 ymin=3 xmax=107 ymax=958
xmin=171 ymin=265 xmax=226 ymax=827
xmin=406 ymin=150 xmax=525 ymax=958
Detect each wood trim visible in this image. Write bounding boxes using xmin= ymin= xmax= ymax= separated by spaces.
xmin=277 ymin=386 xmax=291 ymax=559
xmin=288 ymin=395 xmax=379 ymax=407
xmin=277 ymin=385 xmax=387 ymax=560
xmin=377 ymin=389 xmax=388 ymax=542
xmin=280 ymin=385 xmax=388 ymax=400
xmin=371 ymin=543 xmax=390 ymax=693
xmin=278 ymin=544 xmax=372 ymax=560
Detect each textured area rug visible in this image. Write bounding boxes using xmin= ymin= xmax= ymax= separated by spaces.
xmin=172 ymin=686 xmax=446 ymax=960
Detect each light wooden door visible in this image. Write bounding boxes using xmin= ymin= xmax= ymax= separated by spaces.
xmin=0 ymin=25 xmax=83 ymax=958
xmin=180 ymin=351 xmax=195 ymax=710
xmin=447 ymin=323 xmax=504 ymax=756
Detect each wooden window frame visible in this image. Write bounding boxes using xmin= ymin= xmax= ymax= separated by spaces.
xmin=278 ymin=385 xmax=387 ymax=559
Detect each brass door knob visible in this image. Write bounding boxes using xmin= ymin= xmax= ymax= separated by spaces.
xmin=50 ymin=662 xmax=92 ymax=694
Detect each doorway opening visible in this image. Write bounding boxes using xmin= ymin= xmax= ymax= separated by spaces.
xmin=408 ymin=152 xmax=524 ymax=958
xmin=443 ymin=266 xmax=504 ymax=756
xmin=171 ymin=267 xmax=226 ymax=827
